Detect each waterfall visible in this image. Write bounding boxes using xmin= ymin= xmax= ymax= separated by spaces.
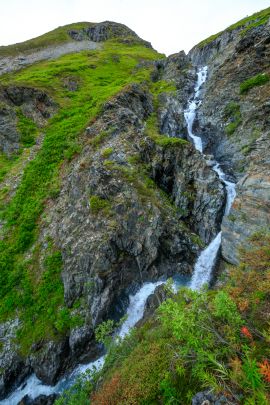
xmin=1 ymin=281 xmax=166 ymax=404
xmin=2 ymin=66 xmax=237 ymax=405
xmin=184 ymin=66 xmax=207 ymax=152
xmin=184 ymin=66 xmax=237 ymax=291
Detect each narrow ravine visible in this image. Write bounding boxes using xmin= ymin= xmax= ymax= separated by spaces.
xmin=184 ymin=66 xmax=237 ymax=291
xmin=1 ymin=281 xmax=165 ymax=404
xmin=2 ymin=66 xmax=237 ymax=405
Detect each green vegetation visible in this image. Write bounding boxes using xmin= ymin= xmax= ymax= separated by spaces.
xmin=145 ymin=114 xmax=188 ymax=148
xmin=0 ymin=152 xmax=18 ymax=182
xmin=240 ymin=73 xmax=270 ymax=94
xmin=224 ymin=101 xmax=242 ymax=136
xmin=89 ymin=195 xmax=111 ymax=215
xmin=198 ymin=7 xmax=270 ymax=48
xmin=0 ymin=22 xmax=92 ymax=57
xmin=89 ymin=130 xmax=110 ymax=148
xmin=57 ymin=233 xmax=270 ymax=404
xmin=16 ymin=109 xmax=39 ymax=147
xmin=0 ymin=38 xmax=162 ymax=351
xmin=101 ymin=147 xmax=113 ymax=158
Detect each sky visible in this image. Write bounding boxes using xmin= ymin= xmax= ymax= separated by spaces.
xmin=0 ymin=0 xmax=269 ymax=55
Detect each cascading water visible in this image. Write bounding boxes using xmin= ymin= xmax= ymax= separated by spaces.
xmin=1 ymin=281 xmax=165 ymax=405
xmin=184 ymin=66 xmax=237 ymax=290
xmin=184 ymin=66 xmax=207 ymax=152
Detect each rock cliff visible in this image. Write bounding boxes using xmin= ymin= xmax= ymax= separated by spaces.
xmin=189 ymin=10 xmax=270 ymax=264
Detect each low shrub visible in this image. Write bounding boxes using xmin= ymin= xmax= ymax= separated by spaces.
xmin=240 ymin=73 xmax=270 ymax=94
xmin=89 ymin=195 xmax=111 ymax=215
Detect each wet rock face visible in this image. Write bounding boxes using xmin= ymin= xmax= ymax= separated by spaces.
xmin=141 ymin=284 xmax=170 ymax=321
xmin=0 ymin=86 xmax=56 ymax=155
xmin=189 ymin=22 xmax=270 ymax=264
xmin=141 ymin=139 xmax=225 ymax=244
xmin=153 ymin=51 xmax=197 ymax=138
xmin=29 ymin=339 xmax=69 ymax=385
xmin=19 ymin=393 xmax=59 ymax=405
xmin=0 ymin=320 xmax=31 ymax=400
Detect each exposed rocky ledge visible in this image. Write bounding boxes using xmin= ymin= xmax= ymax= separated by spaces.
xmin=68 ymin=21 xmax=152 ymax=48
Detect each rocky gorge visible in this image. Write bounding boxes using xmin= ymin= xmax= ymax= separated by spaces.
xmin=0 ymin=7 xmax=269 ymax=405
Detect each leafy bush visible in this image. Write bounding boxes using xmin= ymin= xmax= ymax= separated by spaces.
xmin=101 ymin=147 xmax=113 ymax=158
xmin=89 ymin=195 xmax=111 ymax=215
xmin=240 ymin=73 xmax=270 ymax=94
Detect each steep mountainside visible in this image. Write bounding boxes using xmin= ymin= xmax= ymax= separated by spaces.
xmin=0 ymin=20 xmax=225 ymax=402
xmin=189 ymin=7 xmax=270 ymax=264
xmin=0 ymin=8 xmax=269 ymax=405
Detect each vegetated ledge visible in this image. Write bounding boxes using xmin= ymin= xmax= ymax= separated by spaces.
xmin=196 ymin=6 xmax=270 ymax=49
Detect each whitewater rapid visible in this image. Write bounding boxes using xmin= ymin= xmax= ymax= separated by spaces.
xmin=184 ymin=66 xmax=237 ymax=290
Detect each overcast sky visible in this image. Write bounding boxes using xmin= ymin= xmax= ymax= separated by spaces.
xmin=1 ymin=0 xmax=269 ymax=55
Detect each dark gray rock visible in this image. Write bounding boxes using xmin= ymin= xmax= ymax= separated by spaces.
xmin=152 ymin=51 xmax=197 ymax=139
xmin=29 ymin=339 xmax=69 ymax=385
xmin=141 ymin=139 xmax=225 ymax=244
xmin=0 ymin=103 xmax=20 ymax=154
xmin=192 ymin=390 xmax=236 ymax=404
xmin=68 ymin=21 xmax=152 ymax=48
xmin=19 ymin=393 xmax=58 ymax=405
xmin=0 ymin=319 xmax=31 ymax=400
xmin=0 ymin=86 xmax=56 ymax=155
xmin=141 ymin=284 xmax=170 ymax=321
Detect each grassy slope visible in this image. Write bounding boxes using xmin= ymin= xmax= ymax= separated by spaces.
xmin=0 ymin=22 xmax=92 ymax=57
xmin=0 ymin=39 xmax=164 ymax=353
xmin=197 ymin=6 xmax=270 ymax=48
xmin=59 ymin=234 xmax=270 ymax=405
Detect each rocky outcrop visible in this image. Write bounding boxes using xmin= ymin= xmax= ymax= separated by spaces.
xmin=0 ymin=103 xmax=19 ymax=154
xmin=222 ymin=133 xmax=270 ymax=264
xmin=0 ymin=320 xmax=31 ymax=400
xmin=68 ymin=21 xmax=152 ymax=48
xmin=0 ymin=86 xmax=56 ymax=155
xmin=141 ymin=139 xmax=225 ymax=244
xmin=153 ymin=51 xmax=196 ymax=138
xmin=192 ymin=390 xmax=236 ymax=405
xmin=19 ymin=394 xmax=59 ymax=405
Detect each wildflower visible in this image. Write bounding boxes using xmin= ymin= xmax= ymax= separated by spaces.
xmin=258 ymin=360 xmax=270 ymax=383
xmin=241 ymin=326 xmax=253 ymax=340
